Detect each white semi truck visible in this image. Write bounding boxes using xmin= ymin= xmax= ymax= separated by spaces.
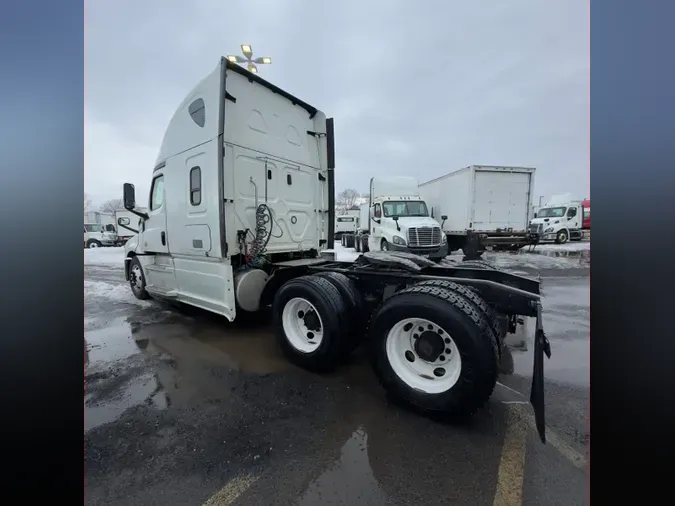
xmin=334 ymin=209 xmax=360 ymax=240
xmin=119 ymin=58 xmax=551 ymax=440
xmin=342 ymin=177 xmax=448 ymax=260
xmin=529 ymin=196 xmax=585 ymax=244
xmin=419 ymin=165 xmax=537 ymax=257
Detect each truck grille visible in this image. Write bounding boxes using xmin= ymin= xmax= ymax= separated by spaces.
xmin=408 ymin=227 xmax=442 ymax=247
xmin=529 ymin=224 xmax=543 ymax=234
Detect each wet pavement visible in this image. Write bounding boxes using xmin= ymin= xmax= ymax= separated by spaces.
xmin=84 ymin=260 xmax=589 ymax=506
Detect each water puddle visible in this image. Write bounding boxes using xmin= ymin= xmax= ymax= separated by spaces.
xmin=85 ymin=318 xmax=143 ymax=365
xmin=298 ymin=427 xmax=387 ymax=505
xmin=85 ymin=373 xmax=168 ymax=432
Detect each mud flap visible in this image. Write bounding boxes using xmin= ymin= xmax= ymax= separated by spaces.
xmin=530 ymin=302 xmax=552 ymax=443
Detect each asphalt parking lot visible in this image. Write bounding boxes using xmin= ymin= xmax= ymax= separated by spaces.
xmin=84 ymin=246 xmax=589 ymax=506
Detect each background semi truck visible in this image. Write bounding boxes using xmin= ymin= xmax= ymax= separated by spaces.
xmin=119 ymin=57 xmax=551 ymax=441
xmin=342 ymin=177 xmax=448 ymax=260
xmin=419 ymin=165 xmax=536 ymax=257
xmin=334 ymin=209 xmax=360 ymax=240
xmin=529 ymin=197 xmax=586 ymax=244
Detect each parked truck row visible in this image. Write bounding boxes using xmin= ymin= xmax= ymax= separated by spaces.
xmin=337 ymin=166 xmax=587 ymax=257
xmin=118 ymin=58 xmax=552 ymax=442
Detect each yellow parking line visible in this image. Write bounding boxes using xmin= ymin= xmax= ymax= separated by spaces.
xmin=493 ymin=404 xmax=527 ymax=506
xmin=203 ymin=474 xmax=258 ymax=506
xmin=496 ymin=384 xmax=588 ymax=470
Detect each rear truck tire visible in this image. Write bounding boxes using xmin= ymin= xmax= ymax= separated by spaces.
xmin=341 ymin=236 xmax=346 ymax=247
xmin=381 ymin=239 xmax=389 ymax=252
xmin=347 ymin=235 xmax=356 ymax=249
xmin=314 ymin=271 xmax=367 ymax=354
xmin=555 ymin=229 xmax=569 ymax=244
xmin=361 ymin=236 xmax=369 ymax=252
xmin=459 ymin=259 xmax=496 ymax=270
xmin=129 ymin=256 xmax=150 ymax=300
xmin=272 ymin=275 xmax=351 ymax=372
xmin=368 ymin=284 xmax=499 ymax=417
xmin=355 ymin=235 xmax=362 ymax=253
xmin=414 ymin=279 xmax=504 ymax=354
xmin=87 ymin=239 xmax=102 ymax=249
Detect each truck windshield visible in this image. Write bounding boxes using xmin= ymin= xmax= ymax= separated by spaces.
xmin=382 ymin=201 xmax=429 ymax=218
xmin=537 ymin=207 xmax=566 ymax=218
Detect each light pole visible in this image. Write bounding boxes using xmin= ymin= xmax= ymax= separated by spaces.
xmin=226 ymin=44 xmax=272 ymax=74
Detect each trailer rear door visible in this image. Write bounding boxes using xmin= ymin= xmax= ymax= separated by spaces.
xmin=472 ymin=169 xmax=532 ymax=232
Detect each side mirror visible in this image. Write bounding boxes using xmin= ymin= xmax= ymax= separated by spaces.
xmin=392 ymin=216 xmax=399 ymax=221
xmin=441 ymin=215 xmax=448 ymax=221
xmin=118 ymin=217 xmax=131 ymax=226
xmin=123 ymin=183 xmax=136 ymax=210
xmin=533 ymin=213 xmax=538 ymax=218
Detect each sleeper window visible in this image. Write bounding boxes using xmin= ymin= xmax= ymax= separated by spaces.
xmin=190 ymin=167 xmax=201 ymax=206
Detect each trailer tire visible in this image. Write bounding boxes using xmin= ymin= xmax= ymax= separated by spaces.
xmin=355 ymin=236 xmax=361 ymax=253
xmin=314 ymin=271 xmax=366 ymax=353
xmin=368 ymin=285 xmax=499 ymax=417
xmin=414 ymin=279 xmax=504 ymax=346
xmin=273 ymin=275 xmax=351 ymax=372
xmin=361 ymin=236 xmax=370 ymax=252
xmin=129 ymin=256 xmax=150 ymax=300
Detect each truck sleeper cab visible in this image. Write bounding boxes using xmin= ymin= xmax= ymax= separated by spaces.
xmin=121 ymin=58 xmax=551 ymax=441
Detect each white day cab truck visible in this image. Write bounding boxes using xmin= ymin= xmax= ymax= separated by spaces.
xmin=83 ymin=223 xmax=118 ymax=248
xmin=120 ymin=58 xmax=552 ymax=442
xmin=343 ymin=177 xmax=448 ymax=260
xmin=529 ymin=195 xmax=585 ymax=244
xmin=419 ymin=165 xmax=537 ymax=258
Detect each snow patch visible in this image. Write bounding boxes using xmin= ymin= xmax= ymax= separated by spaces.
xmin=85 ymin=246 xmax=126 ymax=267
xmin=84 ymin=280 xmax=153 ymax=307
xmin=522 ymin=242 xmax=590 ymax=253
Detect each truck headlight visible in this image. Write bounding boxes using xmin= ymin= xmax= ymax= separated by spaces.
xmin=392 ymin=235 xmax=406 ymax=246
xmin=544 ymin=227 xmax=554 ymax=233
xmin=441 ymin=234 xmax=447 ymax=244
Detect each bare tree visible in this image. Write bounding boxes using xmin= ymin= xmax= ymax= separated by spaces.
xmin=99 ymin=198 xmax=124 ymax=215
xmin=336 ymin=188 xmax=359 ymax=214
xmin=84 ymin=193 xmax=92 ymax=213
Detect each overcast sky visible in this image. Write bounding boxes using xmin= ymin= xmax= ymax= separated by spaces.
xmin=85 ymin=0 xmax=588 ymax=209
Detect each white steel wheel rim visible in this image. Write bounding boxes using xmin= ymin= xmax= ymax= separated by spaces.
xmin=385 ymin=318 xmax=462 ymax=394
xmin=89 ymin=242 xmax=99 ymax=248
xmin=130 ymin=264 xmax=144 ymax=292
xmin=282 ymin=297 xmax=324 ymax=353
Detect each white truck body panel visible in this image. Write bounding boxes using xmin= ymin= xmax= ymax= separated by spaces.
xmin=124 ymin=59 xmax=330 ymax=320
xmin=335 ymin=214 xmax=358 ymax=235
xmin=420 ymin=165 xmax=536 ymax=234
xmin=115 ymin=209 xmax=145 ymax=240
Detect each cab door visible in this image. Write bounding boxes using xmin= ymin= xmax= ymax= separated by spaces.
xmin=141 ymin=172 xmax=169 ymax=254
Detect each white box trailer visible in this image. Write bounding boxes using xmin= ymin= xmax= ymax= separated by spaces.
xmin=114 ymin=208 xmax=146 ymax=244
xmin=419 ymin=165 xmax=536 ymax=255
